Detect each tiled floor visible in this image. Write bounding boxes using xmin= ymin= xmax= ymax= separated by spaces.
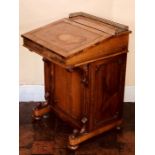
xmin=19 ymin=102 xmax=135 ymax=155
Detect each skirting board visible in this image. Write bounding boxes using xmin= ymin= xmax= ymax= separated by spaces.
xmin=19 ymin=85 xmax=135 ymax=102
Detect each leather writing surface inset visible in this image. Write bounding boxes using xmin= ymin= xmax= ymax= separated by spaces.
xmin=22 ymin=12 xmax=130 ymax=67
xmin=22 ymin=19 xmax=110 ymax=58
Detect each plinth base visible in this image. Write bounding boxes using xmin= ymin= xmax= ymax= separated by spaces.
xmin=68 ymin=119 xmax=123 ymax=150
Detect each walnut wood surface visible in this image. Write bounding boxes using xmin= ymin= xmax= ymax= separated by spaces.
xmin=70 ymin=16 xmax=118 ymax=35
xmin=22 ymin=13 xmax=131 ymax=62
xmin=89 ymin=53 xmax=127 ymax=130
xmin=21 ymin=12 xmax=131 ymax=148
xmin=22 ymin=19 xmax=110 ymax=58
xmin=69 ymin=119 xmax=123 ymax=146
xmin=66 ymin=34 xmax=129 ymax=66
xmin=69 ymin=12 xmax=129 ymax=31
xmin=22 ymin=31 xmax=129 ymax=67
xmin=41 ymin=53 xmax=127 ymax=132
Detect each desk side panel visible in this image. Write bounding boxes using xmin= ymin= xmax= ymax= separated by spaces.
xmin=52 ymin=65 xmax=86 ymax=129
xmin=66 ymin=34 xmax=129 ymax=66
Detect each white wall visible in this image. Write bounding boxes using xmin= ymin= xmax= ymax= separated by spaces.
xmin=19 ymin=0 xmax=135 ymax=101
xmin=112 ymin=0 xmax=135 ymax=86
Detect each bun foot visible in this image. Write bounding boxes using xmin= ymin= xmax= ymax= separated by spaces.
xmin=32 ymin=115 xmax=41 ymax=121
xmin=43 ymin=114 xmax=50 ymax=119
xmin=32 ymin=102 xmax=51 ymax=120
xmin=116 ymin=126 xmax=121 ymax=131
xmin=68 ymin=144 xmax=79 ymax=150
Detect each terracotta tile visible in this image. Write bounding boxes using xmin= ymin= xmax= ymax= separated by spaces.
xmin=19 ymin=102 xmax=135 ymax=155
xmin=117 ymin=131 xmax=135 ymax=154
xmin=119 ymin=150 xmax=134 ymax=155
xmin=19 ymin=148 xmax=31 ymax=155
xmin=32 ymin=120 xmax=55 ymax=141
xmin=54 ymin=133 xmax=68 ymax=149
xmin=19 ymin=102 xmax=36 ymax=125
xmin=54 ymin=148 xmax=73 ymax=155
xmin=19 ymin=125 xmax=34 ymax=147
xmin=75 ymin=148 xmax=119 ymax=155
xmin=117 ymin=131 xmax=135 ymax=144
xmin=31 ymin=141 xmax=55 ymax=154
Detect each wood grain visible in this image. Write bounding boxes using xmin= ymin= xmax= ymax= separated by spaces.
xmin=21 ymin=12 xmax=131 ymax=149
xmin=22 ymin=19 xmax=110 ymax=58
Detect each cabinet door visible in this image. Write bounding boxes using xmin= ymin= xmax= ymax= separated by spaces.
xmin=90 ymin=54 xmax=127 ymax=130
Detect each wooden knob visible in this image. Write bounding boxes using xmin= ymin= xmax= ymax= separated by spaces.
xmin=73 ymin=129 xmax=79 ymax=134
xmin=81 ymin=117 xmax=88 ymax=124
xmin=70 ymin=129 xmax=79 ymax=139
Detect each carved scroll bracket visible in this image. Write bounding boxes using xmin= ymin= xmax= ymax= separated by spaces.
xmin=68 ymin=116 xmax=88 ymax=150
xmin=66 ymin=64 xmax=89 ymax=86
xmin=95 ymin=63 xmax=106 ymax=72
xmin=80 ymin=116 xmax=88 ymax=134
xmin=76 ymin=64 xmax=89 ymax=87
xmin=42 ymin=57 xmax=49 ymax=63
xmin=69 ymin=117 xmax=88 ymax=140
xmin=66 ymin=65 xmax=74 ymax=72
xmin=81 ymin=64 xmax=89 ymax=86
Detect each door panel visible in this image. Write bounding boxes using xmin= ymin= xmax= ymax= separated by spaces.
xmin=91 ymin=54 xmax=126 ymax=128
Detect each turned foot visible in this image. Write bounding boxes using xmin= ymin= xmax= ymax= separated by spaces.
xmin=42 ymin=114 xmax=50 ymax=119
xmin=32 ymin=116 xmax=41 ymax=121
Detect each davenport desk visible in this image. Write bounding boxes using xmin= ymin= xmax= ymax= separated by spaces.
xmin=21 ymin=12 xmax=131 ymax=150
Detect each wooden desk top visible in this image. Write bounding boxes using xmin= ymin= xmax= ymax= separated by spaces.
xmin=22 ymin=19 xmax=110 ymax=58
xmin=22 ymin=12 xmax=131 ymax=67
